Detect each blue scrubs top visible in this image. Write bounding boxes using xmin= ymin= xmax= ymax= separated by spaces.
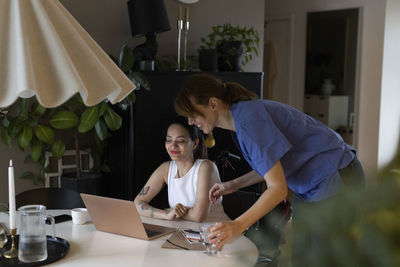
xmin=231 ymin=100 xmax=355 ymax=202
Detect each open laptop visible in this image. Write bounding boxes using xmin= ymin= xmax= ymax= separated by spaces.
xmin=80 ymin=193 xmax=176 ymax=240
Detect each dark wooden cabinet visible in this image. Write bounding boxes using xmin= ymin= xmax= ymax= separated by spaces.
xmin=105 ymin=71 xmax=263 ymax=207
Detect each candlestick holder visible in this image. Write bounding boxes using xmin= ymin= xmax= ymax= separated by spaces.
xmin=4 ymin=228 xmax=18 ymax=258
xmin=176 ymin=19 xmax=183 ymax=71
xmin=182 ymin=20 xmax=190 ymax=71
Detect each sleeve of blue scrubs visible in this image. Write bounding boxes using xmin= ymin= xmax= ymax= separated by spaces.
xmin=237 ymin=117 xmax=293 ymax=177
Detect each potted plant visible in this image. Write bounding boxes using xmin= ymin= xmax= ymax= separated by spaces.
xmin=199 ymin=23 xmax=260 ymax=71
xmin=0 ymin=45 xmax=149 ymax=193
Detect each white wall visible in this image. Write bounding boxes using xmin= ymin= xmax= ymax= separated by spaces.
xmin=266 ymin=0 xmax=388 ymax=180
xmin=0 ymin=0 xmax=265 ymax=203
xmin=378 ymin=0 xmax=400 ymax=168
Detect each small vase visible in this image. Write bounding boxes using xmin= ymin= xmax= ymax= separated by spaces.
xmin=321 ymin=79 xmax=335 ymax=95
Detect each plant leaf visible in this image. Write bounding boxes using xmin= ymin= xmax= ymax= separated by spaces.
xmin=30 ymin=139 xmax=42 ymax=162
xmin=8 ymin=117 xmax=25 ymax=138
xmin=17 ymin=98 xmax=30 ymax=117
xmin=103 ymin=107 xmax=122 ymax=131
xmin=20 ymin=171 xmax=33 ymax=180
xmin=1 ymin=126 xmax=11 ymax=147
xmin=78 ymin=107 xmax=99 ymax=133
xmin=119 ymin=45 xmax=134 ymax=72
xmin=51 ymin=139 xmax=66 ymax=159
xmin=130 ymin=72 xmax=150 ymax=90
xmin=98 ymin=102 xmax=108 ymax=117
xmin=49 ymin=110 xmax=79 ymax=130
xmin=33 ymin=174 xmax=40 ymax=185
xmin=18 ymin=125 xmax=33 ymax=150
xmin=95 ymin=120 xmax=108 ymax=141
xmin=101 ymin=164 xmax=111 ymax=173
xmin=1 ymin=117 xmax=10 ymax=127
xmin=35 ymin=125 xmax=54 ymax=144
xmin=32 ymin=102 xmax=46 ymax=116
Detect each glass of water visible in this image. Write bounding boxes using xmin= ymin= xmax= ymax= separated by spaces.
xmin=199 ymin=223 xmax=218 ymax=256
xmin=18 ymin=205 xmax=55 ymax=263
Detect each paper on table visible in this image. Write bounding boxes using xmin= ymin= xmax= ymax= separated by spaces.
xmin=162 ymin=230 xmax=205 ymax=250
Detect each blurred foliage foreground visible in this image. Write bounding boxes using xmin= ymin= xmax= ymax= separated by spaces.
xmin=248 ymin=168 xmax=400 ymax=267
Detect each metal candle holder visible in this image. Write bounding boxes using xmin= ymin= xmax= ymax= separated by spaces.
xmin=4 ymin=228 xmax=18 ymax=258
xmin=176 ymin=19 xmax=183 ymax=71
xmin=182 ymin=20 xmax=189 ymax=71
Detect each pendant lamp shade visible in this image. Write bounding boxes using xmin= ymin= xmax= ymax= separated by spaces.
xmin=0 ymin=0 xmax=136 ymax=108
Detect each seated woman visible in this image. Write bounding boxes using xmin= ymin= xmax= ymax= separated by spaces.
xmin=134 ymin=117 xmax=229 ymax=222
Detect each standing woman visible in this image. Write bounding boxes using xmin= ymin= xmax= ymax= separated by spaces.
xmin=174 ymin=73 xmax=364 ymax=262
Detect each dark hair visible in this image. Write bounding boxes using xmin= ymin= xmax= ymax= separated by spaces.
xmin=166 ymin=116 xmax=207 ymax=159
xmin=174 ymin=73 xmax=258 ymax=117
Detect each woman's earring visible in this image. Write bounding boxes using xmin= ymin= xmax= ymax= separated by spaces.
xmin=205 ymin=132 xmax=215 ymax=148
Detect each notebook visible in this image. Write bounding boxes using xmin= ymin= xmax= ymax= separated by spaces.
xmin=80 ymin=193 xmax=176 ymax=240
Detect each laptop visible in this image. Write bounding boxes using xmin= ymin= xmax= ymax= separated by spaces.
xmin=80 ymin=193 xmax=176 ymax=240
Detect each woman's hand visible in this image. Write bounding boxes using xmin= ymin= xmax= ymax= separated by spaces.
xmin=209 ymin=181 xmax=235 ymax=204
xmin=208 ymin=221 xmax=246 ymax=249
xmin=165 ymin=203 xmax=189 ymax=220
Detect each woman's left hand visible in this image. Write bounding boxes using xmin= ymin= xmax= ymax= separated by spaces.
xmin=208 ymin=221 xmax=245 ymax=249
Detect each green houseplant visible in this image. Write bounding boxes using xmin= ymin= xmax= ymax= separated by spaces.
xmin=199 ymin=23 xmax=260 ymax=71
xmin=0 ymin=45 xmax=149 ymax=190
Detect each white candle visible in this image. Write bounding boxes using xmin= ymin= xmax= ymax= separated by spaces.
xmin=8 ymin=159 xmax=16 ymax=229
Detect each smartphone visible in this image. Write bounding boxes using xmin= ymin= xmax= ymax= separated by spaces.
xmin=46 ymin=214 xmax=72 ymax=224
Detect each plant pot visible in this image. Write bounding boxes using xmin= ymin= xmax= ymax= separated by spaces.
xmin=60 ymin=172 xmax=103 ymax=195
xmin=217 ymin=41 xmax=243 ymax=71
xmin=198 ymin=49 xmax=218 ymax=71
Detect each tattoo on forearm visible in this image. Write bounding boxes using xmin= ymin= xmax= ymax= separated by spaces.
xmin=140 ymin=203 xmax=155 ymax=217
xmin=139 ymin=186 xmax=150 ymax=196
xmin=140 ymin=203 xmax=150 ymax=210
xmin=150 ymin=208 xmax=154 ymax=218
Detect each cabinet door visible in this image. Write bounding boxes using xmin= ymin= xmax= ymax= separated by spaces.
xmin=314 ymin=96 xmax=329 ymax=125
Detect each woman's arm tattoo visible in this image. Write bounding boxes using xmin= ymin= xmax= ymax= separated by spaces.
xmin=139 ymin=186 xmax=150 ymax=196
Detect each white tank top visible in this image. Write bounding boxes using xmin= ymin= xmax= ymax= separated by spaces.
xmin=167 ymin=159 xmax=229 ymax=222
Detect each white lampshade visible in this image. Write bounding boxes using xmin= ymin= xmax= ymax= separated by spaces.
xmin=0 ymin=0 xmax=136 ymax=108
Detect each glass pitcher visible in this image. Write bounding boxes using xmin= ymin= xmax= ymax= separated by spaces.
xmin=18 ymin=205 xmax=55 ymax=263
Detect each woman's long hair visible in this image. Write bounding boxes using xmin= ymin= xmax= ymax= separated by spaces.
xmin=166 ymin=116 xmax=207 ymax=159
xmin=174 ymin=73 xmax=258 ymax=117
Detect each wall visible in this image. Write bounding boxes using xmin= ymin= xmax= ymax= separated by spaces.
xmin=0 ymin=0 xmax=265 ymax=203
xmin=59 ymin=0 xmax=265 ymax=72
xmin=266 ymin=0 xmax=388 ymax=180
xmin=378 ymin=0 xmax=400 ymax=168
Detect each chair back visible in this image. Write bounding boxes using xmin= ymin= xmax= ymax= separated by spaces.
xmin=16 ymin=188 xmax=86 ymax=209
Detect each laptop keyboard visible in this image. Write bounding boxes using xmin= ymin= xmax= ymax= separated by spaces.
xmin=145 ymin=228 xmax=163 ymax=237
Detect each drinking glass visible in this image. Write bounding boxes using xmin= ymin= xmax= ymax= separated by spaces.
xmin=0 ymin=225 xmax=8 ymax=257
xmin=199 ymin=223 xmax=218 ymax=256
xmin=18 ymin=205 xmax=55 ymax=263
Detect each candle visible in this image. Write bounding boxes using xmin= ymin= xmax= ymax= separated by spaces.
xmin=184 ymin=7 xmax=189 ymax=22
xmin=8 ymin=160 xmax=16 ymax=229
xmin=178 ymin=4 xmax=182 ymax=20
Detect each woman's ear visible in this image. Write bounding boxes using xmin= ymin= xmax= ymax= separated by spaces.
xmin=208 ymin=97 xmax=219 ymax=111
xmin=193 ymin=138 xmax=199 ymax=150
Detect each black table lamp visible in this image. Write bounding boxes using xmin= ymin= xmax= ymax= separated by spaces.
xmin=127 ymin=0 xmax=171 ymax=70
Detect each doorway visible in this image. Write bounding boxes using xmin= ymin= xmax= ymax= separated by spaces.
xmin=304 ymin=8 xmax=360 ymax=145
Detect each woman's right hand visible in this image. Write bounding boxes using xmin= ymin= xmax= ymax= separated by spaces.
xmin=165 ymin=203 xmax=189 ymax=220
xmin=209 ymin=181 xmax=235 ymax=204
